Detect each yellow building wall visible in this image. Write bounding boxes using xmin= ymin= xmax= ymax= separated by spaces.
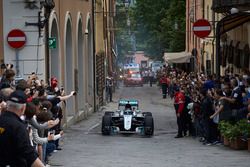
xmin=95 ymin=0 xmax=105 ymax=54
xmin=202 ymin=0 xmax=223 ymax=75
xmin=202 ymin=0 xmax=214 ymax=74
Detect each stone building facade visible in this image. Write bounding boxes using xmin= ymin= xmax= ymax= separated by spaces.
xmin=0 ymin=0 xmax=97 ymax=126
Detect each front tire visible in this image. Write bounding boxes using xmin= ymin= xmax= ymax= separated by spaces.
xmin=144 ymin=115 xmax=154 ymax=136
xmin=102 ymin=115 xmax=112 ymax=135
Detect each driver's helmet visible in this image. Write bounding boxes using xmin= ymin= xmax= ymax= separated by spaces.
xmin=125 ymin=102 xmax=131 ymax=110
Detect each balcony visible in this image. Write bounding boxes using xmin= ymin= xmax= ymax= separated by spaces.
xmin=212 ymin=0 xmax=250 ymax=13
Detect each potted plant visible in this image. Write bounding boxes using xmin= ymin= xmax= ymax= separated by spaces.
xmin=244 ymin=121 xmax=250 ymax=152
xmin=218 ymin=121 xmax=232 ymax=146
xmin=248 ymin=137 xmax=250 ymax=152
xmin=228 ymin=120 xmax=249 ymax=150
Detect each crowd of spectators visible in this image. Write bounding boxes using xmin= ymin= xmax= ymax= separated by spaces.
xmin=158 ymin=65 xmax=250 ymax=145
xmin=0 ymin=64 xmax=76 ymax=166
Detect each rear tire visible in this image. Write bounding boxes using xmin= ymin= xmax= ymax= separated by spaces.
xmin=102 ymin=115 xmax=112 ymax=135
xmin=144 ymin=115 xmax=154 ymax=136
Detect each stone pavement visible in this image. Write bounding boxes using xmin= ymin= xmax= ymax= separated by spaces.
xmin=49 ymin=84 xmax=250 ymax=167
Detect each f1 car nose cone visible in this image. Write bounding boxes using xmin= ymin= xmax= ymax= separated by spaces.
xmin=124 ymin=115 xmax=132 ymax=130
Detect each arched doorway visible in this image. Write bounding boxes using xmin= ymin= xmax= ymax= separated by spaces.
xmin=86 ymin=14 xmax=94 ymax=104
xmin=77 ymin=16 xmax=85 ymax=110
xmin=50 ymin=18 xmax=60 ymax=81
xmin=65 ymin=15 xmax=74 ymax=117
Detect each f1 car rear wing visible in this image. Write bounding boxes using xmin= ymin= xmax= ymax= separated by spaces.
xmin=118 ymin=99 xmax=139 ymax=107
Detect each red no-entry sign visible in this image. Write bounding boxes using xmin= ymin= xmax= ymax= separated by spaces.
xmin=7 ymin=29 xmax=26 ymax=49
xmin=193 ymin=19 xmax=211 ymax=38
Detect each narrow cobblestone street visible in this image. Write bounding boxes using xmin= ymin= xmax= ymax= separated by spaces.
xmin=50 ymin=84 xmax=250 ymax=167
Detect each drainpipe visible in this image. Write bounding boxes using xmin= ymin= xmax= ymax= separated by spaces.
xmin=216 ymin=21 xmax=221 ymax=78
xmin=45 ymin=7 xmax=50 ymax=84
xmin=92 ymin=0 xmax=97 ymax=112
xmin=202 ymin=0 xmax=205 ymax=73
xmin=212 ymin=9 xmax=215 ymax=74
xmin=202 ymin=0 xmax=204 ymax=18
xmin=194 ymin=0 xmax=198 ymax=72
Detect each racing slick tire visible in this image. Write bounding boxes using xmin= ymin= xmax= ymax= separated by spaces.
xmin=144 ymin=115 xmax=154 ymax=136
xmin=142 ymin=112 xmax=153 ymax=116
xmin=102 ymin=115 xmax=112 ymax=135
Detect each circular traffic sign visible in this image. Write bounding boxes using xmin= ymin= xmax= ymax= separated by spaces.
xmin=193 ymin=19 xmax=211 ymax=38
xmin=7 ymin=29 xmax=26 ymax=49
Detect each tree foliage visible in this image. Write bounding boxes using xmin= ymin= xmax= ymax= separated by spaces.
xmin=130 ymin=0 xmax=186 ymax=60
xmin=160 ymin=0 xmax=186 ymax=52
xmin=115 ymin=0 xmax=186 ymax=61
xmin=115 ymin=1 xmax=133 ymax=63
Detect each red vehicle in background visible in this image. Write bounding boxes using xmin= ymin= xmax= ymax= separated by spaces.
xmin=123 ymin=63 xmax=140 ymax=78
xmin=124 ymin=73 xmax=143 ymax=87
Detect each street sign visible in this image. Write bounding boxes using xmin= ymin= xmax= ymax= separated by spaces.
xmin=193 ymin=19 xmax=211 ymax=38
xmin=48 ymin=37 xmax=56 ymax=49
xmin=7 ymin=29 xmax=26 ymax=49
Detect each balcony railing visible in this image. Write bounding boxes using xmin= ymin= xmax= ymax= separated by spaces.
xmin=212 ymin=0 xmax=250 ymax=13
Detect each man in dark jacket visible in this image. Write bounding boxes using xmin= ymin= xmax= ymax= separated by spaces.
xmin=200 ymin=89 xmax=215 ymax=145
xmin=0 ymin=90 xmax=44 ymax=167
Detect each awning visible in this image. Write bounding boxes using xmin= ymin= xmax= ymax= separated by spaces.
xmin=163 ymin=52 xmax=192 ymax=63
xmin=215 ymin=11 xmax=250 ymax=76
xmin=218 ymin=12 xmax=250 ymax=35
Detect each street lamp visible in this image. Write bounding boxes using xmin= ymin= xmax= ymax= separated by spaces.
xmin=25 ymin=0 xmax=55 ymax=37
xmin=127 ymin=18 xmax=131 ymax=27
xmin=174 ymin=21 xmax=178 ymax=30
xmin=124 ymin=0 xmax=130 ymax=8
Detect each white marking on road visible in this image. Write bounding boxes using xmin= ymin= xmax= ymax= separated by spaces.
xmin=85 ymin=123 xmax=100 ymax=134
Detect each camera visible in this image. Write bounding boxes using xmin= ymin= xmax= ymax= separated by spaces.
xmin=73 ymin=91 xmax=77 ymax=96
xmin=30 ymin=88 xmax=35 ymax=96
xmin=49 ymin=130 xmax=55 ymax=135
xmin=1 ymin=64 xmax=13 ymax=69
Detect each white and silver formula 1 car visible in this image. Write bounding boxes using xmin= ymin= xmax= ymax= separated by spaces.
xmin=101 ymin=99 xmax=154 ymax=136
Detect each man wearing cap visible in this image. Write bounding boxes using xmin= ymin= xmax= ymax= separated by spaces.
xmin=0 ymin=90 xmax=45 ymax=167
xmin=106 ymin=77 xmax=113 ymax=102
